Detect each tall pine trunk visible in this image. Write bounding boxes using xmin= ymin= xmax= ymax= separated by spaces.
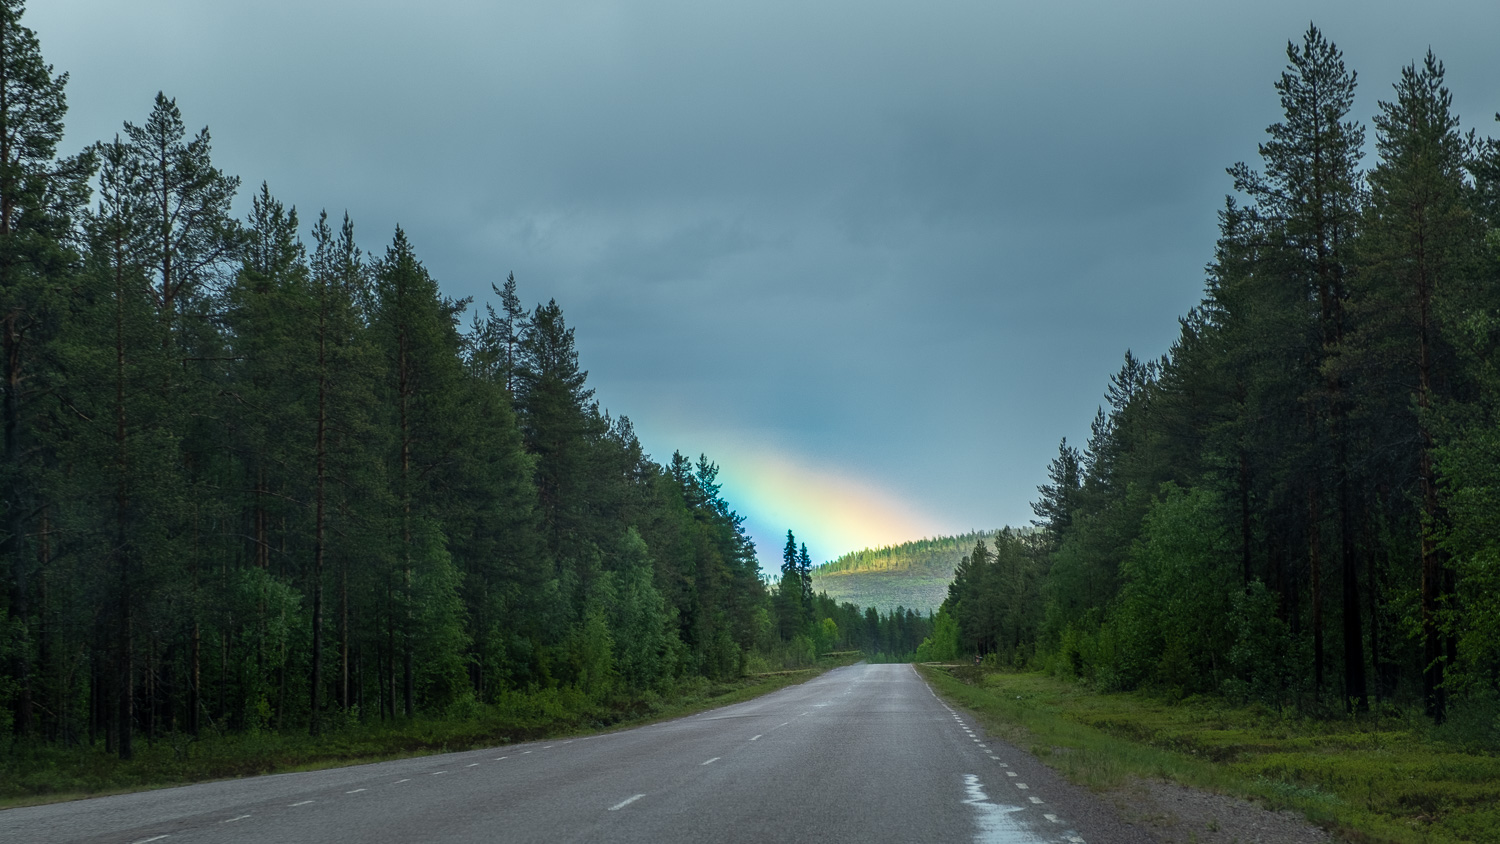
xmin=309 ymin=290 xmax=327 ymax=735
xmin=114 ymin=245 xmax=134 ymax=760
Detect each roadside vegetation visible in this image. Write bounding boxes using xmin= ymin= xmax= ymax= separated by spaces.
xmin=921 ymin=665 xmax=1500 ymax=844
xmin=0 ymin=655 xmax=859 ymax=807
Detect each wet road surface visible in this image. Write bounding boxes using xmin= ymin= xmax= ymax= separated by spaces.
xmin=2 ymin=663 xmax=1155 ymax=843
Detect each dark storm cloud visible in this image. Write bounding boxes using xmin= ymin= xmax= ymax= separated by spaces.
xmin=30 ymin=0 xmax=1500 ymax=564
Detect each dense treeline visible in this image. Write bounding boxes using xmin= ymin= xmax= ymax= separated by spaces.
xmin=928 ymin=27 xmax=1500 ymax=730
xmin=813 ymin=531 xmax=996 ymax=577
xmin=770 ymin=529 xmax=933 ymax=662
xmin=0 ymin=1 xmax=899 ymax=757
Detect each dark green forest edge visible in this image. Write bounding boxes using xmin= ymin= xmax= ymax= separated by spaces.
xmin=0 ymin=1 xmax=926 ymax=799
xmin=914 ymin=26 xmax=1500 ymax=843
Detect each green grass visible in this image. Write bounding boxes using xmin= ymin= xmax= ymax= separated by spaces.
xmin=918 ymin=666 xmax=1500 ymax=844
xmin=0 ymin=658 xmax=857 ymax=808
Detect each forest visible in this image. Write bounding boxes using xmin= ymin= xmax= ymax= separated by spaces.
xmin=0 ymin=0 xmax=913 ymax=763
xmin=810 ymin=531 xmax=997 ymax=615
xmin=813 ymin=531 xmax=996 ymax=577
xmin=924 ymin=26 xmax=1500 ymax=735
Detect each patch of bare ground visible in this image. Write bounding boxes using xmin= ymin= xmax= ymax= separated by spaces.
xmin=1108 ymin=777 xmax=1333 ymax=844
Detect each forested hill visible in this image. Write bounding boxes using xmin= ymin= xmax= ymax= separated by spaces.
xmin=813 ymin=532 xmax=997 ymax=579
xmin=810 ymin=532 xmax=997 ymax=616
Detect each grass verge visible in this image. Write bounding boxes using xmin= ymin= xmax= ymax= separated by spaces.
xmin=1 ymin=656 xmax=858 ymax=809
xmin=917 ymin=665 xmax=1500 ymax=844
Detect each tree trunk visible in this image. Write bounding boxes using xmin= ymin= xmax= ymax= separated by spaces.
xmin=1338 ymin=442 xmax=1366 ymax=712
xmin=114 ymin=240 xmax=134 ymax=760
xmin=310 ymin=297 xmax=327 ymax=736
xmin=1308 ymin=484 xmax=1323 ymax=702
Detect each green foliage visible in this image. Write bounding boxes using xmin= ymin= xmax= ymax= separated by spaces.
xmin=1222 ymin=581 xmax=1311 ymax=709
xmin=1106 ymin=484 xmax=1237 ymax=694
xmin=603 ymin=528 xmax=683 ymax=692
xmin=915 ymin=606 xmax=959 ymax=662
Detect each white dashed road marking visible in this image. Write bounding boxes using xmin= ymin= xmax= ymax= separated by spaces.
xmin=608 ymin=794 xmax=646 ymax=811
xmin=224 ymin=815 xmax=250 ymax=823
xmin=130 ymin=837 xmax=169 ymax=844
xmin=346 ymin=788 xmax=366 ymax=794
xmin=290 ymin=800 xmax=314 ymax=806
xmin=701 ymin=757 xmax=720 ymax=765
xmin=749 ymin=734 xmax=762 ymax=741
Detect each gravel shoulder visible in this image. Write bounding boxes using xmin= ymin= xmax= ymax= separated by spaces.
xmin=1103 ymin=777 xmax=1334 ymax=844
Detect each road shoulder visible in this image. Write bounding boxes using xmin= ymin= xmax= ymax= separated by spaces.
xmin=917 ymin=664 xmax=1337 ymax=844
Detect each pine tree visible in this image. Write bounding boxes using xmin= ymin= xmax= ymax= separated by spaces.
xmin=776 ymin=529 xmax=804 ymax=640
xmin=1230 ymin=25 xmax=1365 ymax=706
xmin=371 ymin=227 xmax=469 ymax=717
xmin=0 ymin=0 xmax=94 ymax=736
xmin=1032 ymin=438 xmax=1081 ymax=548
xmin=514 ymin=299 xmax=594 ymax=572
xmin=1357 ymin=53 xmax=1479 ymax=721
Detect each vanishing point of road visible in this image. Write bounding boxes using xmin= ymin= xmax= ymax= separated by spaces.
xmin=3 ymin=663 xmax=1155 ymax=843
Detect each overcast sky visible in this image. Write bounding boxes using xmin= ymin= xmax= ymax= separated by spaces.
xmin=31 ymin=0 xmax=1500 ymax=571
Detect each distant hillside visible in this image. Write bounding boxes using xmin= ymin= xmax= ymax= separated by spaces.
xmin=811 ymin=531 xmax=997 ymax=616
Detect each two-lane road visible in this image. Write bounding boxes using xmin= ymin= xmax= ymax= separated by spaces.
xmin=3 ymin=664 xmax=1153 ymax=843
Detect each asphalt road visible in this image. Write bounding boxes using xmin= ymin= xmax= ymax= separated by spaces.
xmin=2 ymin=663 xmax=1156 ymax=843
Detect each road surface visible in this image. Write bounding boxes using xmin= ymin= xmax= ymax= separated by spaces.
xmin=2 ymin=663 xmax=1154 ymax=843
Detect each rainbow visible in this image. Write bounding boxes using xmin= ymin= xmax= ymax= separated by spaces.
xmin=707 ymin=441 xmax=954 ymax=574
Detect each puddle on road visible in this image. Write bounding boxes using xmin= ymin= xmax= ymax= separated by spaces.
xmin=962 ymin=774 xmax=1057 ymax=844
